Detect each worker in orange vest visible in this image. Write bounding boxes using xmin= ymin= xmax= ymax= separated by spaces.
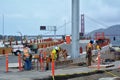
xmin=86 ymin=40 xmax=94 ymax=66
xmin=23 ymin=45 xmax=32 ymax=70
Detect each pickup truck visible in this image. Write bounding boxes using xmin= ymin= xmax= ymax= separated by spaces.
xmin=12 ymin=44 xmax=24 ymax=56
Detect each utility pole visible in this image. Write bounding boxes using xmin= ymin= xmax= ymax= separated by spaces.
xmin=72 ymin=0 xmax=80 ymax=59
xmin=2 ymin=14 xmax=4 ymax=41
xmin=18 ymin=32 xmax=22 ymax=44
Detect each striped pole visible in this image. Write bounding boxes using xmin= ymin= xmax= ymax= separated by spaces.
xmin=6 ymin=52 xmax=8 ymax=72
xmin=97 ymin=51 xmax=101 ymax=70
xmin=18 ymin=53 xmax=22 ymax=71
xmin=51 ymin=53 xmax=55 ymax=80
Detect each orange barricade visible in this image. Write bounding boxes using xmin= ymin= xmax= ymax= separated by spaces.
xmin=43 ymin=44 xmax=45 ymax=48
xmin=2 ymin=49 xmax=5 ymax=55
xmin=41 ymin=44 xmax=43 ymax=48
xmin=44 ymin=51 xmax=46 ymax=60
xmin=66 ymin=35 xmax=71 ymax=44
xmin=51 ymin=42 xmax=53 ymax=46
xmin=18 ymin=54 xmax=22 ymax=71
xmin=80 ymin=47 xmax=83 ymax=54
xmin=6 ymin=53 xmax=8 ymax=72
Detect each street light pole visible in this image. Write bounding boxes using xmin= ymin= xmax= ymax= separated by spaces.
xmin=18 ymin=32 xmax=22 ymax=44
xmin=2 ymin=14 xmax=4 ymax=42
xmin=72 ymin=0 xmax=80 ymax=59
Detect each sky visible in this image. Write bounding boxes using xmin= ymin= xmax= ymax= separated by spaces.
xmin=0 ymin=0 xmax=120 ymax=36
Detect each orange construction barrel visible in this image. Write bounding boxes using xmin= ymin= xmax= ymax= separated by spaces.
xmin=66 ymin=35 xmax=71 ymax=44
xmin=79 ymin=47 xmax=83 ymax=54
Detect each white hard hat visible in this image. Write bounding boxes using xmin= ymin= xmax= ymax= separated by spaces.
xmin=54 ymin=46 xmax=58 ymax=50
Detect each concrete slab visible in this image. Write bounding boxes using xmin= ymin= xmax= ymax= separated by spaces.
xmin=8 ymin=63 xmax=23 ymax=68
xmin=88 ymin=64 xmax=114 ymax=68
xmin=98 ymin=77 xmax=120 ymax=80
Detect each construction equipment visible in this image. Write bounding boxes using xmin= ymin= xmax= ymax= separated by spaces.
xmin=95 ymin=32 xmax=110 ymax=47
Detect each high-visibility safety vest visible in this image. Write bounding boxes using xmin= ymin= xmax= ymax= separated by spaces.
xmin=24 ymin=53 xmax=30 ymax=57
xmin=96 ymin=45 xmax=100 ymax=50
xmin=86 ymin=43 xmax=93 ymax=52
xmin=87 ymin=43 xmax=92 ymax=48
xmin=51 ymin=49 xmax=57 ymax=60
xmin=23 ymin=48 xmax=29 ymax=57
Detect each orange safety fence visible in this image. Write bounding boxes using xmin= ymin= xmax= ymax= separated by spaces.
xmin=0 ymin=47 xmax=12 ymax=55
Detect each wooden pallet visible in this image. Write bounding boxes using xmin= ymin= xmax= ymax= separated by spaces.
xmin=8 ymin=63 xmax=23 ymax=68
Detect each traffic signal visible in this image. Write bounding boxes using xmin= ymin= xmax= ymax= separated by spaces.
xmin=40 ymin=26 xmax=46 ymax=30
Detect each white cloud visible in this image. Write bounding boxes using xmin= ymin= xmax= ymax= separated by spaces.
xmin=1 ymin=0 xmax=120 ymax=35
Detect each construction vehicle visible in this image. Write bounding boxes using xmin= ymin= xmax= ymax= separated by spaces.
xmin=95 ymin=32 xmax=110 ymax=47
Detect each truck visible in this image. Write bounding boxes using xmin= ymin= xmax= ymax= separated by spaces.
xmin=11 ymin=44 xmax=24 ymax=56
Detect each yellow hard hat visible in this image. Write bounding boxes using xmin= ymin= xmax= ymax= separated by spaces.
xmin=52 ymin=49 xmax=56 ymax=54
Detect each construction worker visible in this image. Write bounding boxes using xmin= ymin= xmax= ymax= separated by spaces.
xmin=23 ymin=45 xmax=32 ymax=70
xmin=55 ymin=46 xmax=61 ymax=61
xmin=51 ymin=48 xmax=57 ymax=60
xmin=86 ymin=40 xmax=94 ymax=66
xmin=95 ymin=41 xmax=101 ymax=50
xmin=95 ymin=41 xmax=101 ymax=61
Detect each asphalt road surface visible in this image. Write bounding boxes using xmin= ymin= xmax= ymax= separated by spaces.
xmin=67 ymin=69 xmax=120 ymax=80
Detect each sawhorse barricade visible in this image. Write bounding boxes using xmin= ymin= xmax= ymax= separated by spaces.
xmin=5 ymin=52 xmax=23 ymax=73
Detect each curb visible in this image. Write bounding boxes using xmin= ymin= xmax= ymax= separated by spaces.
xmin=38 ymin=69 xmax=118 ymax=80
xmin=38 ymin=70 xmax=104 ymax=80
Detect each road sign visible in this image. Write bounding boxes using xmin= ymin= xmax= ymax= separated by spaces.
xmin=40 ymin=26 xmax=46 ymax=30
